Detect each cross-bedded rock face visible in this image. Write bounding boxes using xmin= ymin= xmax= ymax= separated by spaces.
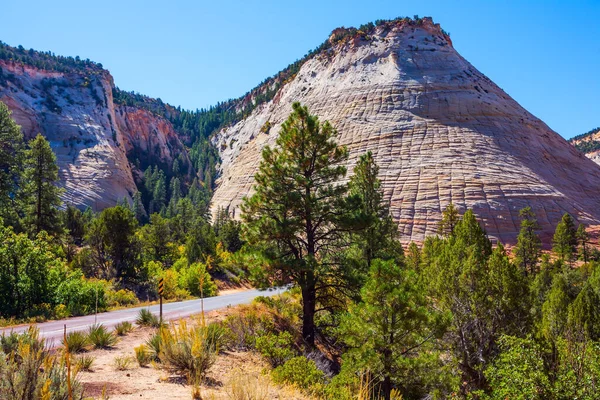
xmin=571 ymin=128 xmax=600 ymax=166
xmin=210 ymin=18 xmax=600 ymax=244
xmin=0 ymin=60 xmax=186 ymax=210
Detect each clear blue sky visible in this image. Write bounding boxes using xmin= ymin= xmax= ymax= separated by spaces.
xmin=2 ymin=0 xmax=598 ymax=139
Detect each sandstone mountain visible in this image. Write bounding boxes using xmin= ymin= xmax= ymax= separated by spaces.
xmin=210 ymin=17 xmax=600 ymax=244
xmin=571 ymin=127 xmax=600 ymax=166
xmin=0 ymin=46 xmax=192 ymax=209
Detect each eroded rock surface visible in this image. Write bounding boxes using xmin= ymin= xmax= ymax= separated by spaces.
xmin=211 ymin=18 xmax=600 ymax=244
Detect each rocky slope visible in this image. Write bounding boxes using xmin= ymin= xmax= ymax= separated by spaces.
xmin=210 ymin=17 xmax=600 ymax=244
xmin=571 ymin=127 xmax=600 ymax=166
xmin=0 ymin=56 xmax=188 ymax=209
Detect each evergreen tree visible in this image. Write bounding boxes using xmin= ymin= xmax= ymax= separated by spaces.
xmin=242 ymin=102 xmax=357 ymax=346
xmin=577 ymin=223 xmax=590 ymax=264
xmin=348 ymin=151 xmax=400 ymax=267
xmin=405 ymin=242 xmax=421 ymax=270
xmin=339 ymin=259 xmax=448 ymax=399
xmin=552 ymin=213 xmax=577 ymax=264
xmin=151 ymin=171 xmax=166 ymax=214
xmin=437 ymin=202 xmax=459 ymax=237
xmin=22 ymin=133 xmax=63 ymax=235
xmin=567 ymin=283 xmax=600 ymax=340
xmin=132 ymin=191 xmax=147 ymax=224
xmin=514 ymin=206 xmax=542 ymax=275
xmin=0 ymin=101 xmax=24 ymax=223
xmin=140 ymin=213 xmax=174 ymax=266
xmin=540 ymin=274 xmax=570 ymax=344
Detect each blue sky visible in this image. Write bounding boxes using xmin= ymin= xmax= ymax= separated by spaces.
xmin=2 ymin=0 xmax=598 ymax=139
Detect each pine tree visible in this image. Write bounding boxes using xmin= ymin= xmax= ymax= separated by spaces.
xmin=151 ymin=172 xmax=166 ymax=214
xmin=22 ymin=134 xmax=63 ymax=235
xmin=540 ymin=274 xmax=570 ymax=343
xmin=577 ymin=224 xmax=590 ymax=264
xmin=552 ymin=213 xmax=577 ymax=264
xmin=437 ymin=202 xmax=459 ymax=237
xmin=0 ymin=101 xmax=24 ymax=223
xmin=348 ymin=151 xmax=400 ymax=267
xmin=567 ymin=283 xmax=600 ymax=340
xmin=514 ymin=206 xmax=542 ymax=275
xmin=339 ymin=259 xmax=448 ymax=399
xmin=242 ymin=102 xmax=357 ymax=346
xmin=132 ymin=191 xmax=147 ymax=223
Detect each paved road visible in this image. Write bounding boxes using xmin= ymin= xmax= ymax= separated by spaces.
xmin=0 ymin=288 xmax=282 ymax=347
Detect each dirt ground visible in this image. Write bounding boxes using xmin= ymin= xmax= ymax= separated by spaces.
xmin=77 ymin=308 xmax=311 ymax=400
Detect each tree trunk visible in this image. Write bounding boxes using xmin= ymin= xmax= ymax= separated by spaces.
xmin=301 ymin=281 xmax=316 ymax=347
xmin=382 ymin=375 xmax=392 ymax=400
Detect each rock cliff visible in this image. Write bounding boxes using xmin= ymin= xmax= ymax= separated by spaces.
xmin=0 ymin=57 xmax=188 ymax=209
xmin=210 ymin=17 xmax=600 ymax=244
xmin=571 ymin=128 xmax=600 ymax=166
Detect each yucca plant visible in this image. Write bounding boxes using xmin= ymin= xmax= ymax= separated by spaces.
xmin=146 ymin=332 xmax=162 ymax=361
xmin=136 ymin=309 xmax=161 ymax=328
xmin=63 ymin=331 xmax=90 ymax=353
xmin=113 ymin=355 xmax=134 ymax=371
xmin=88 ymin=324 xmax=118 ymax=349
xmin=75 ymin=354 xmax=95 ymax=372
xmin=158 ymin=320 xmax=217 ymax=384
xmin=114 ymin=321 xmax=134 ymax=336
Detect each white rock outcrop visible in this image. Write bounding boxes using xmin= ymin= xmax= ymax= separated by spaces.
xmin=210 ymin=18 xmax=600 ymax=244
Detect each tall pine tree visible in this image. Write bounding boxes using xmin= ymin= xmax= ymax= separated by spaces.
xmin=514 ymin=206 xmax=542 ymax=275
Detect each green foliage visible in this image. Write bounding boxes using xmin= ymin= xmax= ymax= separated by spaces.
xmin=22 ymin=133 xmax=63 ymax=236
xmin=88 ymin=323 xmax=118 ymax=349
xmin=0 ymin=224 xmax=65 ymax=318
xmin=54 ymin=271 xmax=107 ymax=316
xmin=338 ymin=258 xmax=449 ymax=398
xmin=242 ymin=102 xmax=357 ymax=346
xmin=86 ymin=205 xmax=141 ymax=281
xmin=75 ymin=354 xmax=95 ymax=372
xmin=114 ymin=321 xmax=134 ymax=336
xmin=552 ymin=213 xmax=578 ymax=263
xmin=158 ymin=320 xmax=218 ymax=384
xmin=422 ymin=210 xmax=530 ymax=393
xmin=178 ymin=262 xmax=218 ymax=297
xmin=514 ymin=206 xmax=542 ymax=274
xmin=255 ymin=331 xmax=296 ymax=367
xmin=0 ymin=327 xmax=85 ymax=399
xmin=271 ymin=356 xmax=325 ymax=396
xmin=63 ymin=330 xmax=91 ymax=353
xmin=106 ymin=288 xmax=138 ymax=307
xmin=437 ymin=202 xmax=459 ymax=237
xmin=0 ymin=101 xmax=24 ymax=224
xmin=540 ymin=274 xmax=571 ymax=343
xmin=136 ymin=309 xmax=161 ymax=328
xmin=567 ymin=283 xmax=600 ymax=340
xmin=134 ymin=344 xmax=152 ymax=367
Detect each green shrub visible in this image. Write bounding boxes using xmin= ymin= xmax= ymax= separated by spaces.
xmin=178 ymin=262 xmax=218 ymax=298
xmin=222 ymin=304 xmax=277 ymax=350
xmin=54 ymin=271 xmax=107 ymax=316
xmin=255 ymin=331 xmax=296 ymax=367
xmin=75 ymin=354 xmax=95 ymax=372
xmin=272 ymin=356 xmax=325 ymax=395
xmin=158 ymin=320 xmax=217 ymax=384
xmin=114 ymin=321 xmax=134 ymax=336
xmin=107 ymin=288 xmax=138 ymax=307
xmin=63 ymin=330 xmax=90 ymax=353
xmin=0 ymin=327 xmax=85 ymax=399
xmin=134 ymin=344 xmax=153 ymax=367
xmin=147 ymin=332 xmax=162 ymax=361
xmin=205 ymin=322 xmax=226 ymax=352
xmin=136 ymin=308 xmax=161 ymax=328
xmin=88 ymin=324 xmax=117 ymax=349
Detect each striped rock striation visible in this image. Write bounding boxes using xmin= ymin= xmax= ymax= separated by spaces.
xmin=210 ymin=17 xmax=600 ymax=244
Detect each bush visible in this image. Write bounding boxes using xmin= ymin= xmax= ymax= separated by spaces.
xmin=107 ymin=288 xmax=138 ymax=307
xmin=114 ymin=321 xmax=134 ymax=336
xmin=134 ymin=344 xmax=153 ymax=367
xmin=88 ymin=324 xmax=118 ymax=349
xmin=205 ymin=322 xmax=226 ymax=352
xmin=54 ymin=271 xmax=107 ymax=316
xmin=63 ymin=330 xmax=90 ymax=353
xmin=136 ymin=308 xmax=161 ymax=328
xmin=114 ymin=355 xmax=134 ymax=371
xmin=271 ymin=356 xmax=325 ymax=395
xmin=222 ymin=304 xmax=277 ymax=350
xmin=147 ymin=332 xmax=162 ymax=361
xmin=178 ymin=262 xmax=218 ymax=298
xmin=76 ymin=354 xmax=95 ymax=372
xmin=255 ymin=331 xmax=296 ymax=367
xmin=0 ymin=327 xmax=85 ymax=399
xmin=158 ymin=320 xmax=217 ymax=384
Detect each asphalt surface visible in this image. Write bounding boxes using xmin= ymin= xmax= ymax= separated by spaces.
xmin=0 ymin=288 xmax=282 ymax=347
